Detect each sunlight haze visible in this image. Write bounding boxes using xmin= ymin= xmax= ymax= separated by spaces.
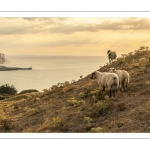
xmin=0 ymin=17 xmax=150 ymax=56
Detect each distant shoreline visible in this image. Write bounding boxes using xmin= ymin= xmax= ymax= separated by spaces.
xmin=5 ymin=55 xmax=108 ymax=59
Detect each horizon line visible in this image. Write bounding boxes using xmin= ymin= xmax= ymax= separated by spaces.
xmin=6 ymin=55 xmax=108 ymax=57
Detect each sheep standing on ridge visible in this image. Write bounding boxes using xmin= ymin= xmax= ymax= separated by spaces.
xmin=109 ymin=68 xmax=130 ymax=92
xmin=107 ymin=50 xmax=117 ymax=64
xmin=71 ymin=79 xmax=75 ymax=83
xmin=91 ymin=71 xmax=119 ymax=97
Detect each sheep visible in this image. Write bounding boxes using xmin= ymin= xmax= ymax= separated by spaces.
xmin=71 ymin=79 xmax=75 ymax=83
xmin=107 ymin=50 xmax=117 ymax=64
xmin=91 ymin=71 xmax=119 ymax=97
xmin=109 ymin=67 xmax=130 ymax=92
xmin=57 ymin=82 xmax=64 ymax=87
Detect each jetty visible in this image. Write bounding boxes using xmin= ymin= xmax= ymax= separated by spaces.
xmin=0 ymin=66 xmax=32 ymax=71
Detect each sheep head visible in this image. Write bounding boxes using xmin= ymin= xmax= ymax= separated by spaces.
xmin=90 ymin=72 xmax=96 ymax=79
xmin=107 ymin=50 xmax=111 ymax=54
xmin=109 ymin=67 xmax=116 ymax=73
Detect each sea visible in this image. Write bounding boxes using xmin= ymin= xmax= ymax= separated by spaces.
xmin=0 ymin=56 xmax=108 ymax=92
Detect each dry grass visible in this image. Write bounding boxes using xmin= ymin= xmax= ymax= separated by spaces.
xmin=0 ymin=47 xmax=150 ymax=133
xmin=36 ymin=118 xmax=51 ymax=132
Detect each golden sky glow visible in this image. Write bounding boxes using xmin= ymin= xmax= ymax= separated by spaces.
xmin=0 ymin=17 xmax=150 ymax=56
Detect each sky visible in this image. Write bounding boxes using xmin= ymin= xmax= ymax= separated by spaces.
xmin=0 ymin=17 xmax=150 ymax=57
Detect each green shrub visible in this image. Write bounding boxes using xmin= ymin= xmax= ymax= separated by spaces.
xmin=127 ymin=52 xmax=133 ymax=56
xmin=52 ymin=116 xmax=62 ymax=125
xmin=139 ymin=57 xmax=147 ymax=66
xmin=89 ymin=89 xmax=100 ymax=100
xmin=145 ymin=81 xmax=150 ymax=87
xmin=139 ymin=67 xmax=146 ymax=72
xmin=92 ymin=95 xmax=97 ymax=100
xmin=51 ymin=116 xmax=63 ymax=129
xmin=19 ymin=89 xmax=39 ymax=95
xmin=90 ymin=90 xmax=99 ymax=96
xmin=91 ymin=127 xmax=103 ymax=132
xmin=42 ymin=88 xmax=51 ymax=95
xmin=0 ymin=115 xmax=11 ymax=130
xmin=104 ymin=95 xmax=109 ymax=100
xmin=88 ymin=100 xmax=112 ymax=117
xmin=79 ymin=92 xmax=85 ymax=98
xmin=62 ymin=85 xmax=74 ymax=92
xmin=0 ymin=84 xmax=17 ymax=95
xmin=24 ymin=107 xmax=40 ymax=115
xmin=51 ymin=85 xmax=59 ymax=92
xmin=84 ymin=87 xmax=92 ymax=96
xmin=0 ymin=95 xmax=5 ymax=100
xmin=119 ymin=58 xmax=126 ymax=64
xmin=84 ymin=117 xmax=93 ymax=124
xmin=132 ymin=63 xmax=140 ymax=69
xmin=64 ymin=81 xmax=70 ymax=86
xmin=67 ymin=98 xmax=85 ymax=107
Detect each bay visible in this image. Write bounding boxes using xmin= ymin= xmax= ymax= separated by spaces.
xmin=0 ymin=56 xmax=108 ymax=92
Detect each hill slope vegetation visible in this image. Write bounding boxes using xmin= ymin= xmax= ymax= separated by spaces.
xmin=0 ymin=47 xmax=150 ymax=133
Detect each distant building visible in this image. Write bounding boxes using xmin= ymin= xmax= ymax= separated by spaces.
xmin=0 ymin=53 xmax=5 ymax=63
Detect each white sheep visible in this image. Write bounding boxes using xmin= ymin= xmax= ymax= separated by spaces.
xmin=71 ymin=79 xmax=75 ymax=83
xmin=107 ymin=50 xmax=117 ymax=64
xmin=91 ymin=71 xmax=119 ymax=97
xmin=109 ymin=67 xmax=130 ymax=92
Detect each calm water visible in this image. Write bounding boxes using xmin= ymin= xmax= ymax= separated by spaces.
xmin=0 ymin=56 xmax=108 ymax=92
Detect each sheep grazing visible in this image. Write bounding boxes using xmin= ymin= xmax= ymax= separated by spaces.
xmin=109 ymin=68 xmax=130 ymax=92
xmin=107 ymin=50 xmax=117 ymax=64
xmin=91 ymin=71 xmax=119 ymax=97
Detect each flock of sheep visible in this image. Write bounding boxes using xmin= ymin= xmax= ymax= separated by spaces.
xmin=91 ymin=50 xmax=130 ymax=97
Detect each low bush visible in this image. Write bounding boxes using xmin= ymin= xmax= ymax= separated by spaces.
xmin=0 ymin=95 xmax=5 ymax=100
xmin=19 ymin=89 xmax=39 ymax=95
xmin=87 ymin=100 xmax=112 ymax=117
xmin=132 ymin=63 xmax=140 ymax=69
xmin=119 ymin=58 xmax=126 ymax=65
xmin=84 ymin=117 xmax=93 ymax=124
xmin=0 ymin=84 xmax=17 ymax=95
xmin=24 ymin=107 xmax=40 ymax=115
xmin=139 ymin=57 xmax=147 ymax=66
xmin=145 ymin=81 xmax=150 ymax=87
xmin=91 ymin=127 xmax=103 ymax=133
xmin=67 ymin=98 xmax=85 ymax=107
xmin=0 ymin=115 xmax=12 ymax=130
xmin=117 ymin=102 xmax=126 ymax=111
xmin=79 ymin=92 xmax=85 ymax=98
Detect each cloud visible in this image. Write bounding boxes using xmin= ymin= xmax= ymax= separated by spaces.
xmin=22 ymin=17 xmax=38 ymax=21
xmin=0 ymin=25 xmax=42 ymax=35
xmin=48 ymin=18 xmax=150 ymax=34
xmin=0 ymin=17 xmax=70 ymax=35
xmin=0 ymin=17 xmax=150 ymax=35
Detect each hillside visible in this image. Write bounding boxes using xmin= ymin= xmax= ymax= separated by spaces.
xmin=1 ymin=47 xmax=150 ymax=133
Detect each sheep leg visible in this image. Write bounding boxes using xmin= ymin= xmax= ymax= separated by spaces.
xmin=124 ymin=84 xmax=127 ymax=91
xmin=108 ymin=58 xmax=111 ymax=64
xmin=102 ymin=86 xmax=105 ymax=92
xmin=109 ymin=59 xmax=111 ymax=64
xmin=109 ymin=89 xmax=112 ymax=97
xmin=120 ymin=82 xmax=124 ymax=92
xmin=98 ymin=90 xmax=103 ymax=99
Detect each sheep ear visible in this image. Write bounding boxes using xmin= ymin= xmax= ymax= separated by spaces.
xmin=91 ymin=72 xmax=96 ymax=79
xmin=90 ymin=73 xmax=94 ymax=79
